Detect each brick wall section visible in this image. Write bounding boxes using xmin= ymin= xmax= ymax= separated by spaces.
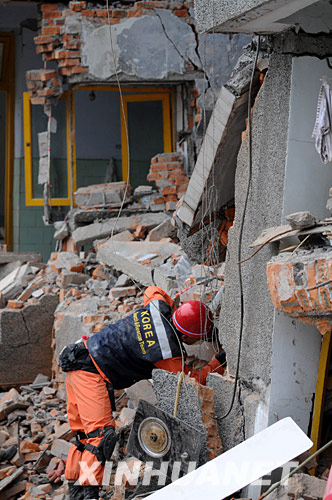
xmin=198 ymin=384 xmax=223 ymax=460
xmin=30 ymin=0 xmax=202 ymax=127
xmin=267 ymin=253 xmax=332 ymax=335
xmin=147 ymin=152 xmax=189 ymax=209
xmin=34 ymin=1 xmax=194 ymax=79
xmin=26 ymin=69 xmax=62 ymax=105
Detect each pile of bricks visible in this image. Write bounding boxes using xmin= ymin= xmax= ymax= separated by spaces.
xmin=147 ymin=153 xmax=189 ymax=210
xmin=25 ymin=69 xmax=62 ymax=106
xmin=33 ymin=0 xmax=193 ymax=79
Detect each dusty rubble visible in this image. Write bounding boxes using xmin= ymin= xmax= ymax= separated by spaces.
xmin=0 ymin=173 xmax=226 ymax=499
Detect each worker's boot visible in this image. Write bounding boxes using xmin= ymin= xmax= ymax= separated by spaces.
xmin=83 ymin=485 xmax=99 ymax=499
xmin=68 ymin=482 xmax=84 ymax=500
xmin=0 ymin=446 xmax=17 ymax=462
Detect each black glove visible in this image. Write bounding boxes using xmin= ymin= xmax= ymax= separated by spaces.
xmin=215 ymin=350 xmax=227 ymax=367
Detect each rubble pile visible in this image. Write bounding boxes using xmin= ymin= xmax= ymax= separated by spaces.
xmin=0 ymin=179 xmax=227 ymax=498
xmin=0 ymin=374 xmax=149 ymax=500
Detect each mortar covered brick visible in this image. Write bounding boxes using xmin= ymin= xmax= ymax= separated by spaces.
xmin=267 ymin=247 xmax=332 ymax=334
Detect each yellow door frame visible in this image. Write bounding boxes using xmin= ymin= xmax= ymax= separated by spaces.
xmin=23 ymin=91 xmax=76 ymax=206
xmin=24 ymin=85 xmax=174 ymax=206
xmin=310 ymin=331 xmax=332 ymax=456
xmin=0 ymin=33 xmax=15 ymax=248
xmin=120 ymin=92 xmax=173 ymax=183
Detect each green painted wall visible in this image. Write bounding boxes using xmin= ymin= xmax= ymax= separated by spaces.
xmin=12 ymin=158 xmax=123 ymax=262
xmin=13 ymin=159 xmax=68 ymax=262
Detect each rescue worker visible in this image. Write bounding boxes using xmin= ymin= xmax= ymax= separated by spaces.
xmin=53 ymin=286 xmax=226 ymax=499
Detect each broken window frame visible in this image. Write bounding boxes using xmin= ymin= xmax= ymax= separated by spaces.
xmin=74 ymin=85 xmax=174 ymax=185
xmin=24 ymin=86 xmax=174 ymax=206
xmin=0 ymin=33 xmax=15 ymax=247
xmin=120 ymin=91 xmax=173 ymax=183
xmin=23 ymin=91 xmax=74 ymax=207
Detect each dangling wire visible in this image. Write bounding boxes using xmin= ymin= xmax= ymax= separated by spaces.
xmin=219 ymin=35 xmax=261 ymax=420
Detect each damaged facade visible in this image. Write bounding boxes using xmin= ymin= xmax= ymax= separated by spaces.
xmin=0 ymin=0 xmax=248 ymax=259
xmin=178 ymin=0 xmax=332 ymax=497
xmin=1 ymin=0 xmax=332 ymax=499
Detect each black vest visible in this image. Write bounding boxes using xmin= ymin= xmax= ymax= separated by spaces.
xmin=86 ymin=299 xmax=185 ymax=389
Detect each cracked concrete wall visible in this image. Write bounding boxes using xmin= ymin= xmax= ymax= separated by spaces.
xmin=0 ymin=294 xmax=58 ymax=386
xmin=214 ymin=52 xmax=292 ymax=449
xmin=80 ymin=10 xmax=250 ymax=109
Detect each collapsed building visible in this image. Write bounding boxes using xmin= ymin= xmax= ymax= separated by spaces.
xmin=1 ymin=0 xmax=332 ymax=499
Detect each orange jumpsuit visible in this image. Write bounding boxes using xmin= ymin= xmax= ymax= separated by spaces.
xmin=65 ymin=286 xmax=224 ymax=486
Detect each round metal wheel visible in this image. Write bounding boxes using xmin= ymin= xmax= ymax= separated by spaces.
xmin=137 ymin=417 xmax=171 ymax=458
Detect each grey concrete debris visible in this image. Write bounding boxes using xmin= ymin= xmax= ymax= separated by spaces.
xmin=97 ymin=240 xmax=181 ymax=289
xmin=114 ymin=274 xmax=131 ymax=288
xmin=0 ymin=252 xmax=42 ymax=265
xmin=56 ymin=270 xmax=89 ymax=289
xmin=286 ymin=211 xmax=318 ymax=229
xmin=125 ymin=380 xmax=157 ymax=407
xmin=54 ymin=296 xmax=101 ymax=356
xmin=152 ymin=369 xmax=211 ymax=464
xmin=53 ymin=221 xmax=69 ymax=241
xmin=74 ymin=182 xmax=131 ymax=208
xmin=134 ymin=185 xmax=153 ymax=196
xmin=0 ymin=294 xmax=59 ymax=386
xmin=72 ymin=212 xmax=169 ymax=246
xmin=176 ymin=50 xmax=259 ymax=231
xmin=0 ymin=260 xmax=21 ymax=281
xmin=265 ymin=472 xmax=327 ymax=500
xmin=207 ymin=373 xmax=244 ymax=452
xmin=0 ymin=264 xmax=40 ymax=307
xmin=146 ymin=217 xmax=176 ymax=241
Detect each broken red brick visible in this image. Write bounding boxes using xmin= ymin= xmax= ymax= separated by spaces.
xmin=41 ymin=27 xmax=61 ymax=35
xmin=82 ymin=9 xmax=96 ymax=16
xmin=7 ymin=300 xmax=24 ymax=309
xmin=161 ymin=186 xmax=176 ymax=196
xmin=43 ymin=11 xmax=63 ymax=19
xmin=41 ymin=3 xmax=59 ymax=11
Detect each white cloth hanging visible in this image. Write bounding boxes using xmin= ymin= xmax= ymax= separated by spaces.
xmin=312 ymin=80 xmax=332 ymax=164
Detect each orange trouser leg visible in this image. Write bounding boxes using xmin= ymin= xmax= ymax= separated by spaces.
xmin=65 ymin=370 xmax=115 ymax=486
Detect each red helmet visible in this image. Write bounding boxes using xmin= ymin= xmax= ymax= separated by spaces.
xmin=172 ymin=301 xmax=213 ymax=338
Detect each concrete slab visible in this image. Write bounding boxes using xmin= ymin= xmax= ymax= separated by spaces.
xmin=72 ymin=213 xmax=169 ymax=246
xmin=176 ymin=52 xmax=259 ymax=231
xmin=0 ymin=253 xmax=42 ymax=265
xmin=0 ymin=294 xmax=59 ymax=386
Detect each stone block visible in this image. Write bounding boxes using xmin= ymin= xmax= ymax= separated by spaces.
xmin=112 ymin=230 xmax=135 ymax=242
xmin=207 ymin=373 xmax=244 ymax=452
xmin=146 ymin=217 xmax=175 ymax=241
xmin=286 ymin=211 xmax=318 ymax=229
xmin=265 ymin=473 xmax=327 ymax=500
xmin=152 ymin=369 xmax=213 ymax=464
xmin=54 ymin=296 xmax=101 ymax=356
xmin=109 ymin=286 xmax=137 ymax=299
xmin=125 ymin=379 xmax=157 ymax=407
xmin=0 ymin=294 xmax=58 ymax=386
xmin=114 ymin=274 xmax=131 ymax=288
xmin=50 ymin=439 xmax=72 ymax=460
